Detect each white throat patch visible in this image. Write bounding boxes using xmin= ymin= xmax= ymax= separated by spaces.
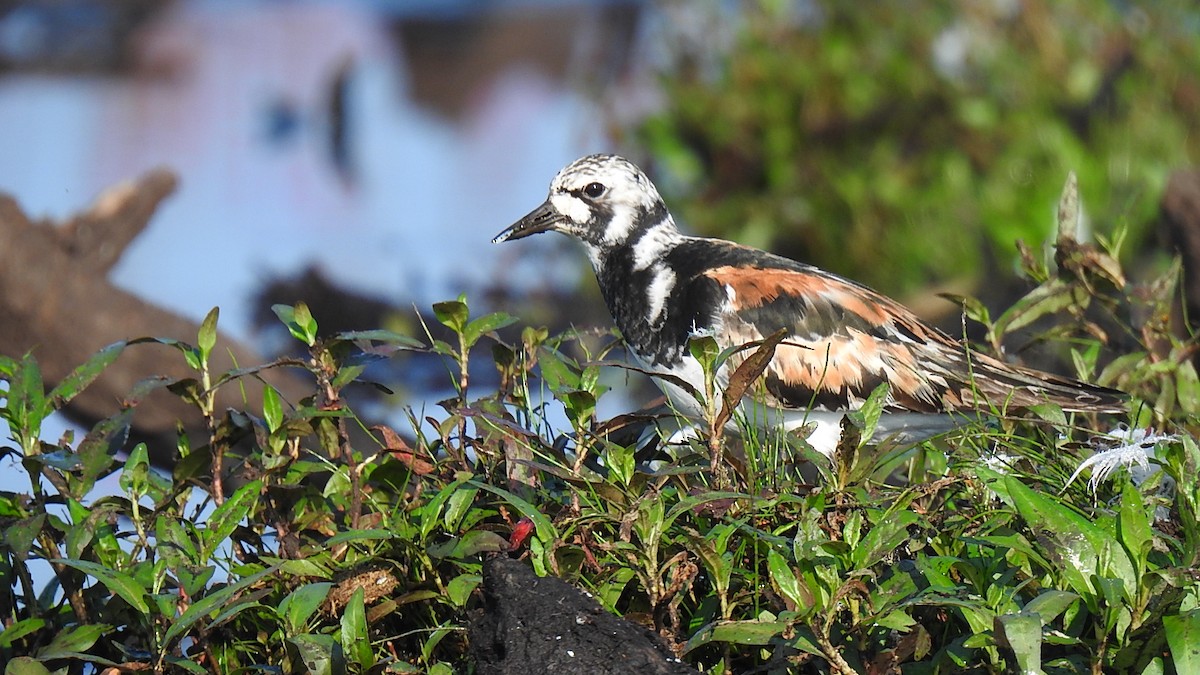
xmin=549 ymin=193 xmax=591 ymax=227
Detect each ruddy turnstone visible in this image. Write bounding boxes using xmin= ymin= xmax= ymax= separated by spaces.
xmin=493 ymin=154 xmax=1126 ymax=457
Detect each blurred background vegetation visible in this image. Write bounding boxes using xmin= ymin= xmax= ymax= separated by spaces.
xmin=628 ymin=0 xmax=1200 ymax=307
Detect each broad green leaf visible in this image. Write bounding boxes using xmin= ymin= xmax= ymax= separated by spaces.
xmin=290 ymin=633 xmax=336 ymax=675
xmin=272 ymin=303 xmax=318 ymax=346
xmin=51 ymin=558 xmax=149 ymax=613
xmin=854 ymin=382 xmax=891 ymax=444
xmin=1023 ymin=590 xmax=1079 ymax=625
xmin=0 ymin=617 xmax=45 ymax=649
xmin=463 ymin=312 xmax=517 ymax=347
xmin=432 ymin=298 xmax=469 ymax=334
xmin=4 ymin=657 xmax=51 ymax=675
xmin=161 ymin=656 xmax=209 ymax=675
xmin=687 ymin=335 xmax=722 ymax=376
xmin=325 ymin=529 xmax=396 ymax=547
xmin=262 ymin=384 xmax=283 ymax=433
xmin=200 ymin=479 xmax=263 ymax=559
xmin=427 ymin=530 xmax=508 ymax=560
xmin=197 ymin=307 xmax=219 ymax=361
xmin=336 ymin=329 xmax=425 ymax=349
xmin=37 ymin=623 xmax=109 ymax=659
xmin=851 ymin=509 xmax=919 ymax=569
xmin=340 ymin=587 xmax=372 ymax=668
xmin=993 ymin=279 xmax=1085 ymax=340
xmin=443 ymin=485 xmax=480 ymax=532
xmin=767 ymin=549 xmax=810 ymax=615
xmin=4 ymin=513 xmax=45 ymax=561
xmin=74 ymin=410 xmax=132 ymax=498
xmin=446 ymin=573 xmax=482 ymax=608
xmin=995 ymin=612 xmax=1042 ymax=675
xmin=119 ymin=442 xmax=151 ymax=494
xmin=162 ymin=565 xmax=279 ymax=646
xmin=984 ymin=470 xmax=1135 ymax=601
xmin=537 ymin=348 xmax=580 ymax=391
xmin=1139 ymin=658 xmax=1165 ymax=675
xmin=1164 ymin=611 xmax=1200 ymax=673
xmin=280 ymin=582 xmax=332 ymax=634
xmin=47 ymin=341 xmax=124 ymax=408
xmin=683 ymin=619 xmax=788 ymax=653
xmin=1117 ymin=482 xmax=1153 ymax=577
xmin=156 ymin=514 xmax=200 ymax=567
xmin=469 ymin=480 xmax=557 ymax=544
xmin=5 ymin=355 xmax=45 ymax=445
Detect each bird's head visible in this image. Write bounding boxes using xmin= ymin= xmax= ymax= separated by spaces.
xmin=493 ymin=154 xmax=673 ymax=257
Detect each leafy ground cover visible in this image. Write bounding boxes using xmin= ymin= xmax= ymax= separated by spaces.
xmin=2 ymin=181 xmax=1200 ymax=674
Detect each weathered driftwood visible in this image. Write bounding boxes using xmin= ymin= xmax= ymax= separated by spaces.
xmin=1161 ymin=170 xmax=1200 ymax=337
xmin=0 ymin=170 xmax=308 ymax=466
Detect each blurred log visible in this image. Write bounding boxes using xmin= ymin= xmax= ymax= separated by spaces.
xmin=0 ymin=170 xmax=309 ymax=467
xmin=1161 ymin=170 xmax=1200 ymax=342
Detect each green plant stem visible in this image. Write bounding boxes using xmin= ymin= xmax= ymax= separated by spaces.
xmin=814 ymin=624 xmax=859 ymax=675
xmin=199 ymin=364 xmax=224 ymax=505
xmin=39 ymin=532 xmax=89 ymax=624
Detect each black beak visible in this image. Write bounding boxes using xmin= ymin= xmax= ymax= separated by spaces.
xmin=492 ymin=200 xmax=563 ymax=243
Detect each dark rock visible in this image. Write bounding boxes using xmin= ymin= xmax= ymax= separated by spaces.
xmin=470 ymin=557 xmax=696 ymax=675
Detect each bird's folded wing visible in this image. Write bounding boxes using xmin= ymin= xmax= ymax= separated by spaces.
xmin=700 ymin=264 xmax=1125 ymax=415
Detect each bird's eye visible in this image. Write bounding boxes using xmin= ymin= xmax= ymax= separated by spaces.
xmin=583 ymin=182 xmax=606 ymax=198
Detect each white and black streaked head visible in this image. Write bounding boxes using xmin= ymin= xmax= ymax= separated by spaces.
xmin=493 ymin=154 xmax=680 ymax=266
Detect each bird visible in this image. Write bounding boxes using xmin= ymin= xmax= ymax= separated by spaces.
xmin=492 ymin=154 xmax=1126 ymax=458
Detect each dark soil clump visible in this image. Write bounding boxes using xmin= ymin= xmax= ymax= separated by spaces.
xmin=470 ymin=557 xmax=696 ymax=674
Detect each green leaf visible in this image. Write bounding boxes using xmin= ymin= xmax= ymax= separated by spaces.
xmin=47 ymin=341 xmax=125 ymax=409
xmin=51 ymin=558 xmax=149 ymax=613
xmin=1023 ymin=590 xmax=1080 ymax=625
xmin=200 ymin=479 xmax=263 ymax=560
xmin=463 ymin=312 xmax=517 ymax=347
xmin=162 ymin=565 xmax=279 ymax=646
xmin=1117 ymin=482 xmax=1153 ymax=577
xmin=993 ymin=279 xmax=1084 ymax=340
xmin=683 ymin=619 xmax=788 ymax=653
xmin=198 ymin=307 xmax=219 ymax=362
xmin=289 ymin=633 xmax=337 ymax=675
xmin=537 ymin=349 xmax=580 ymax=391
xmin=767 ymin=550 xmax=810 ymax=614
xmin=272 ymin=303 xmax=318 ymax=346
xmin=469 ymin=480 xmax=557 ymax=544
xmin=263 ymin=384 xmax=283 ymax=433
xmin=432 ymin=298 xmax=469 ymax=334
xmin=687 ymin=335 xmax=721 ymax=375
xmin=160 ymin=656 xmax=209 ymax=675
xmin=1164 ymin=611 xmax=1200 ymax=673
xmin=280 ymin=582 xmax=332 ymax=634
xmin=850 ymin=509 xmax=919 ymax=569
xmin=4 ymin=657 xmax=51 ymax=675
xmin=984 ymin=469 xmax=1136 ymax=601
xmin=446 ymin=573 xmax=482 ymax=608
xmin=37 ymin=623 xmax=110 ymax=659
xmin=324 ymin=529 xmax=396 ymax=547
xmin=74 ymin=409 xmax=131 ymax=498
xmin=995 ymin=612 xmax=1043 ymax=675
xmin=427 ymin=530 xmax=508 ymax=560
xmin=4 ymin=513 xmax=45 ymax=561
xmin=0 ymin=618 xmax=45 ymax=649
xmin=335 ymin=329 xmax=425 ymax=349
xmin=443 ymin=485 xmax=479 ymax=532
xmin=854 ymin=382 xmax=890 ymax=444
xmin=5 ymin=355 xmax=45 ymax=445
xmin=119 ymin=442 xmax=151 ymax=494
xmin=340 ymin=587 xmax=372 ymax=668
